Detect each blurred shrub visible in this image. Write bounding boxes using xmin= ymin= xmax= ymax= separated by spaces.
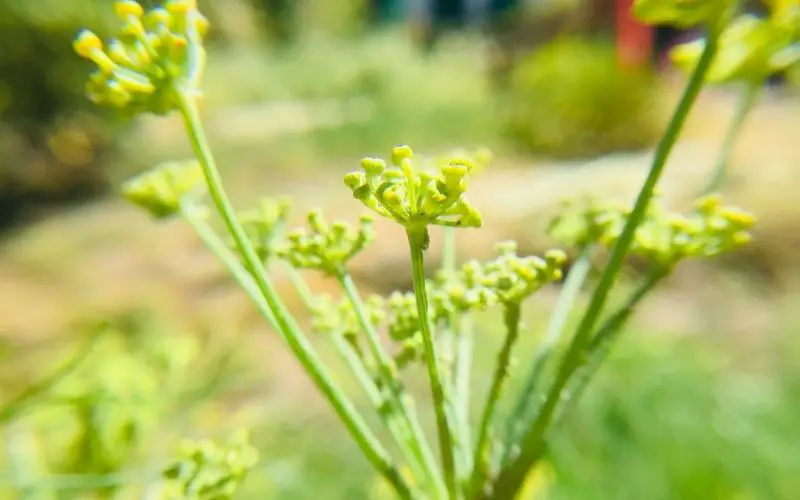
xmin=0 ymin=1 xmax=122 ymax=230
xmin=501 ymin=37 xmax=664 ymax=159
xmin=0 ymin=311 xmax=251 ymax=498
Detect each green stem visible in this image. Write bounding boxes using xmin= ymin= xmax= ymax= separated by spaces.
xmin=339 ymin=272 xmax=446 ymax=498
xmin=174 ymin=90 xmax=411 ymax=499
xmin=442 ymin=227 xmax=457 ymax=271
xmin=181 ymin=206 xmax=278 ymax=330
xmin=557 ymin=269 xmax=666 ymax=421
xmin=469 ymin=302 xmax=522 ymax=498
xmin=407 ymin=228 xmax=458 ymax=498
xmin=501 ymin=246 xmax=593 ymax=461
xmin=702 ymin=80 xmax=761 ymax=195
xmin=255 ymin=260 xmax=433 ymax=493
xmin=485 ymin=32 xmax=718 ymax=500
xmin=0 ymin=324 xmax=105 ymax=425
xmin=453 ymin=314 xmax=474 ymax=479
xmin=494 ymin=270 xmax=666 ymax=475
xmin=443 ymin=226 xmax=474 ymax=485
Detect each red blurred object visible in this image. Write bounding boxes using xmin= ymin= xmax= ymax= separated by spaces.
xmin=616 ymin=0 xmax=653 ymax=67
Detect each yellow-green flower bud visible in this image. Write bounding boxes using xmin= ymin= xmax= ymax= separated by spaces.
xmin=122 ymin=160 xmax=205 ymax=219
xmin=278 ymin=211 xmax=376 ymax=276
xmin=73 ymin=0 xmax=209 ymax=116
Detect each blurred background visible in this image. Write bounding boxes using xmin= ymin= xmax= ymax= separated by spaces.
xmin=1 ymin=0 xmax=799 ymax=498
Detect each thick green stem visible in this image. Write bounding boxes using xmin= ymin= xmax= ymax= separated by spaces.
xmin=702 ymin=80 xmax=761 ymax=195
xmin=469 ymin=302 xmax=522 ymax=497
xmin=407 ymin=228 xmax=458 ymax=498
xmin=501 ymin=246 xmax=593 ymax=461
xmin=340 ymin=272 xmax=446 ymax=498
xmin=484 ymin=32 xmax=718 ymax=500
xmin=174 ymin=91 xmax=411 ymax=499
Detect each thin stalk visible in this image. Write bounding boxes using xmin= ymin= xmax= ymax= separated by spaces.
xmin=340 ymin=272 xmax=446 ymax=498
xmin=469 ymin=302 xmax=522 ymax=498
xmin=702 ymin=80 xmax=761 ymax=195
xmin=0 ymin=324 xmax=105 ymax=425
xmin=453 ymin=314 xmax=474 ymax=478
xmin=501 ymin=246 xmax=593 ymax=461
xmin=443 ymin=226 xmax=474 ymax=485
xmin=407 ymin=228 xmax=458 ymax=498
xmin=174 ymin=90 xmax=411 ymax=499
xmin=557 ymin=269 xmax=666 ymax=420
xmin=181 ymin=206 xmax=278 ymax=329
xmin=485 ymin=33 xmax=719 ymax=500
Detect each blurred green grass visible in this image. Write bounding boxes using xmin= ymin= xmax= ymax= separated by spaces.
xmin=2 ymin=286 xmax=799 ymax=499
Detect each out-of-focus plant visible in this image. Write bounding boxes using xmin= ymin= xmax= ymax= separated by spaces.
xmin=663 ymin=0 xmax=799 ymax=193
xmin=69 ymin=1 xmax=762 ymax=498
xmin=502 ymin=36 xmax=663 ymax=159
xmin=0 ymin=311 xmax=250 ymax=498
xmin=157 ymin=430 xmax=259 ymax=500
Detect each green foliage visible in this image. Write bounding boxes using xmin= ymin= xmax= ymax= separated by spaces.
xmin=547 ymin=333 xmax=800 ymax=500
xmin=160 ymin=431 xmax=259 ymax=500
xmin=502 ymin=37 xmax=663 ymax=159
xmin=0 ymin=312 xmax=251 ymax=498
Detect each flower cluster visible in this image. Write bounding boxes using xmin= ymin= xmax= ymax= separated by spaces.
xmin=432 ymin=147 xmax=494 ymax=178
xmin=671 ymin=6 xmax=800 ymax=83
xmin=343 ymin=146 xmax=482 ymax=242
xmin=309 ymin=294 xmax=385 ymax=342
xmin=546 ymin=196 xmax=631 ymax=249
xmin=238 ymin=198 xmax=292 ymax=261
xmin=358 ymin=244 xmax=565 ymax=367
xmin=121 ymin=160 xmax=205 ymax=218
xmin=548 ymin=193 xmax=756 ymax=268
xmin=630 ymin=194 xmax=755 ymax=265
xmin=443 ymin=242 xmax=566 ymax=306
xmin=278 ymin=210 xmax=376 ymax=276
xmin=159 ymin=430 xmax=259 ymax=500
xmin=73 ymin=0 xmax=209 ymax=115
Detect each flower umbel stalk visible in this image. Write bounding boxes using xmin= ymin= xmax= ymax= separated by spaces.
xmin=174 ymin=90 xmax=412 ymax=499
xmin=502 ymin=246 xmax=593 ymax=462
xmin=407 ymin=228 xmax=459 ymax=498
xmin=442 ymin=225 xmax=474 ymax=487
xmin=469 ymin=302 xmax=522 ymax=497
xmin=485 ymin=29 xmax=720 ymax=500
xmin=702 ymin=79 xmax=760 ymax=195
xmin=557 ymin=267 xmax=668 ymax=420
xmin=339 ymin=272 xmax=447 ymax=498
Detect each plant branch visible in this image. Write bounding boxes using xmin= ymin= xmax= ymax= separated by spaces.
xmin=501 ymin=246 xmax=593 ymax=461
xmin=702 ymin=79 xmax=761 ymax=195
xmin=469 ymin=302 xmax=522 ymax=497
xmin=407 ymin=228 xmax=458 ymax=498
xmin=339 ymin=271 xmax=446 ymax=498
xmin=484 ymin=31 xmax=719 ymax=500
xmin=557 ymin=268 xmax=667 ymax=420
xmin=0 ymin=324 xmax=106 ymax=425
xmin=174 ymin=90 xmax=411 ymax=499
xmin=442 ymin=226 xmax=474 ymax=486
